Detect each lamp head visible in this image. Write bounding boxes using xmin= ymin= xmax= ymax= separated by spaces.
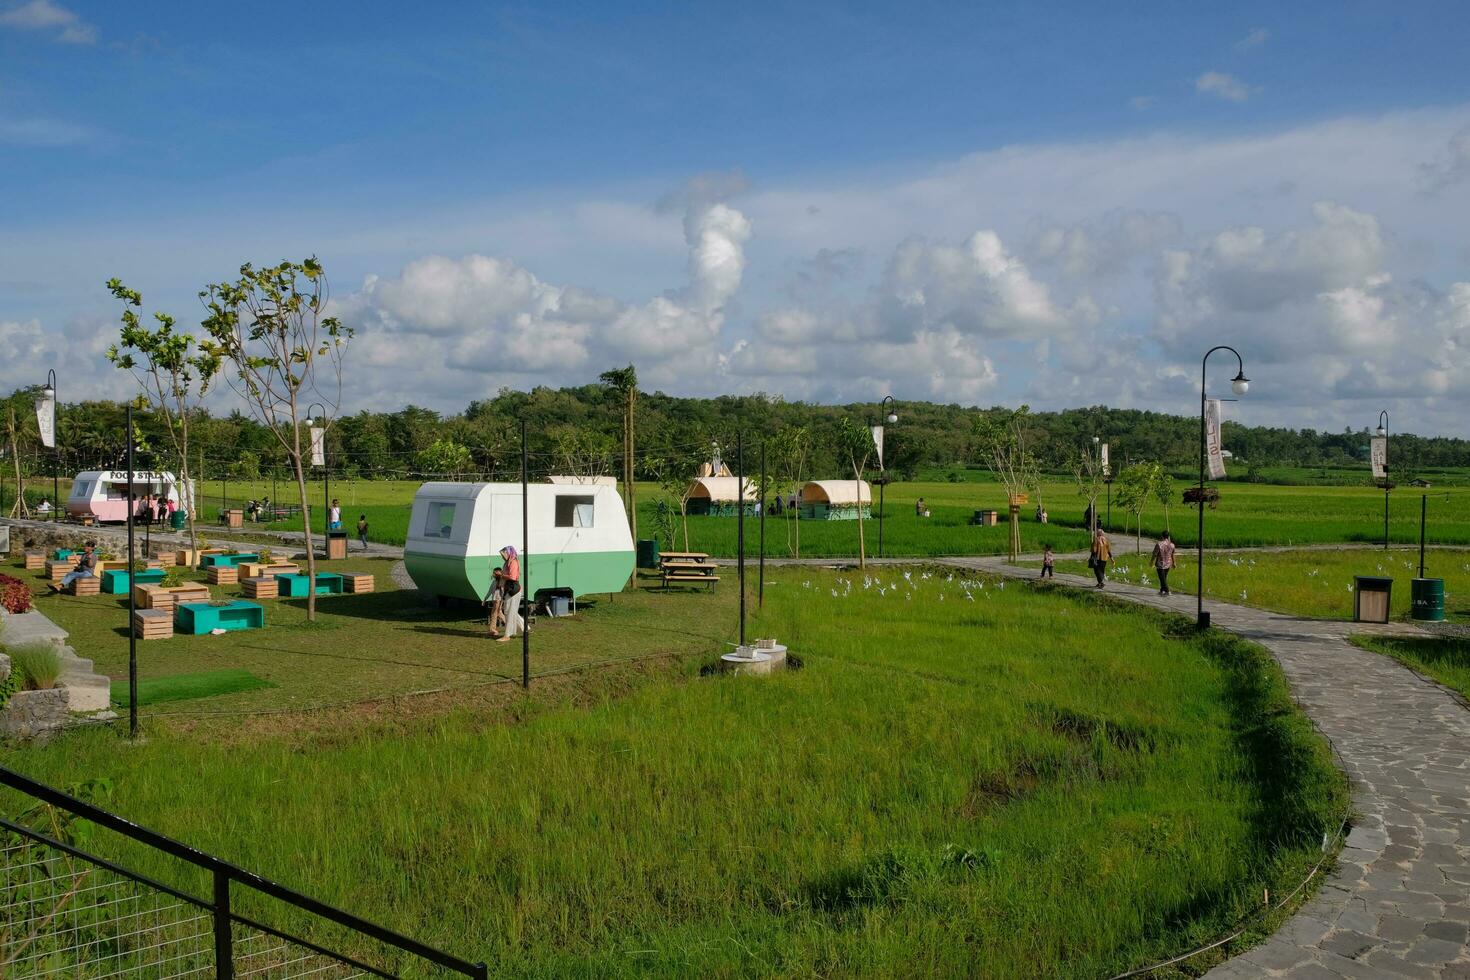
xmin=885 ymin=412 xmax=898 ymax=424
xmin=1376 ymin=426 xmax=1386 ymax=437
xmin=1231 ymin=372 xmax=1249 ymax=396
xmin=41 ymin=385 xmax=54 ymax=400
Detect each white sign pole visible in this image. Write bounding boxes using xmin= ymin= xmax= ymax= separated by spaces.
xmin=1370 ymin=436 xmax=1387 ymax=481
xmin=1205 ymin=400 xmax=1227 ymax=480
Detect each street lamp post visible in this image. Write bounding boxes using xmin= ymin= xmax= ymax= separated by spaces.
xmin=1197 ymin=346 xmax=1249 ymax=629
xmin=877 ymin=396 xmax=897 ymax=558
xmin=1090 ymin=436 xmax=1100 ymax=533
xmin=43 ymin=370 xmax=58 ymax=521
xmin=1376 ymin=410 xmax=1389 ymax=550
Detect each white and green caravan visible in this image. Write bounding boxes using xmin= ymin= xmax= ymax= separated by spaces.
xmin=404 ymin=482 xmax=634 ymax=602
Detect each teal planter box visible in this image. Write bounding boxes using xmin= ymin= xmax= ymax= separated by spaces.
xmin=200 ymin=552 xmax=261 ymax=569
xmin=55 ymin=549 xmax=75 ymax=560
xmin=101 ymin=568 xmax=167 ymax=595
xmin=274 ymin=572 xmax=344 ymax=597
xmin=175 ymin=600 xmax=264 ymax=634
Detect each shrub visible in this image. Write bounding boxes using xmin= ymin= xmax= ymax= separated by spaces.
xmin=8 ymin=642 xmax=62 ymax=691
xmin=0 ymin=573 xmax=32 ymax=614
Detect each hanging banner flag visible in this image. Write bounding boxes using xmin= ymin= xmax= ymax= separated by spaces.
xmin=870 ymin=425 xmax=885 ymax=470
xmin=1205 ymin=400 xmax=1226 ymax=481
xmin=1100 ymin=442 xmax=1110 ymax=476
xmin=309 ymin=425 xmax=325 ymax=467
xmin=1370 ymin=436 xmax=1387 ymax=481
xmin=35 ymin=389 xmax=55 ymax=449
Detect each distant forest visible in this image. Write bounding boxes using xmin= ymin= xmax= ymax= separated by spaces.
xmin=5 ymin=384 xmax=1465 ymax=486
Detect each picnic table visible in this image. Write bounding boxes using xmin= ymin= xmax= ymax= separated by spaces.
xmin=658 ymin=552 xmax=720 ymax=591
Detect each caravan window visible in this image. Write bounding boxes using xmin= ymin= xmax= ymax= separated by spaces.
xmin=71 ymin=480 xmax=93 ymax=500
xmin=554 ymin=495 xmax=595 ymax=528
xmin=422 ymin=501 xmax=457 ymax=539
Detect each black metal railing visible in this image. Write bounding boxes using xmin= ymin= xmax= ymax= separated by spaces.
xmin=0 ymin=766 xmax=487 ymax=979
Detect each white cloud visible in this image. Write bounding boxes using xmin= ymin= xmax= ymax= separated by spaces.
xmin=1236 ymin=27 xmax=1269 ymax=51
xmin=1128 ymin=95 xmax=1157 ymax=111
xmin=1418 ymin=126 xmax=1470 ymax=194
xmin=337 ymin=193 xmax=752 ymax=403
xmin=0 ymin=0 xmax=95 ymax=43
xmin=1195 ymin=71 xmax=1256 ymax=103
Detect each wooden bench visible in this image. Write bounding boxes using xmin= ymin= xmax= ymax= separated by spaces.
xmin=659 ymin=554 xmax=720 ymax=591
xmin=206 ymin=565 xmax=239 ymax=586
xmin=23 ymin=551 xmax=45 ymax=570
xmin=66 ymin=575 xmax=100 ymax=597
xmin=133 ymin=608 xmax=173 ymax=640
xmin=241 ymin=576 xmax=278 ymax=599
xmin=342 ymin=573 xmax=374 ymax=594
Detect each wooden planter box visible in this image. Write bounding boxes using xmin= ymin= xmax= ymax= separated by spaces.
xmin=133 ymin=608 xmax=174 ymax=640
xmin=175 ymin=600 xmax=264 ymax=634
xmin=151 ymin=551 xmax=177 ymax=568
xmin=240 ymin=562 xmax=300 ymax=580
xmin=101 ymin=569 xmax=167 ymax=595
xmin=23 ymin=551 xmax=45 ymax=570
xmin=206 ymin=566 xmax=239 ymax=586
xmin=241 ymin=576 xmax=278 ymax=599
xmin=159 ymin=584 xmax=211 ymax=607
xmin=342 ymin=573 xmax=375 ymax=594
xmin=134 ymin=583 xmax=173 ymax=610
xmin=45 ymin=559 xmax=79 ymax=582
xmin=176 ymin=548 xmax=226 ymax=568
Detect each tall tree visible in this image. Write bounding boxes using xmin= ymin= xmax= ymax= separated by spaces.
xmin=105 ymin=279 xmax=221 ymax=557
xmin=598 ymin=366 xmax=638 ymax=539
xmin=2 ymin=389 xmax=41 ymax=518
xmin=199 ymin=257 xmax=352 ymax=622
xmin=975 ymin=407 xmax=1040 ymax=561
xmin=836 ymin=417 xmax=875 ymax=569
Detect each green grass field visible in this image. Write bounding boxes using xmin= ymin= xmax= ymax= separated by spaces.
xmin=5 ymin=554 xmax=735 ymax=716
xmin=1038 ymin=547 xmax=1470 ymax=623
xmin=193 ymin=476 xmax=1470 ymax=557
xmin=1 ymin=568 xmax=1344 ymax=977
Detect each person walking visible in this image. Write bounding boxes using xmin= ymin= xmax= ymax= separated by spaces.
xmin=356 ymin=513 xmax=370 ymax=551
xmin=328 ymin=498 xmax=342 ymax=532
xmin=1150 ymin=531 xmax=1176 ymax=596
xmin=1040 ymin=543 xmax=1055 ymax=579
xmin=1089 ymin=528 xmax=1112 ymax=588
xmin=496 ymin=545 xmax=523 ymax=643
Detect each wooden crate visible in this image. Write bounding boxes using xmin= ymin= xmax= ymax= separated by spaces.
xmin=45 ymin=559 xmax=78 ymax=582
xmin=169 ymin=585 xmax=211 ymax=606
xmin=23 ymin=551 xmax=45 ymax=570
xmin=240 ymin=562 xmax=300 ymax=579
xmin=342 ymin=573 xmax=375 ymax=594
xmin=241 ymin=576 xmax=278 ymax=599
xmin=133 ymin=608 xmax=173 ymax=640
xmin=207 ymin=565 xmax=238 ymax=586
xmin=68 ymin=575 xmax=100 ymax=596
xmin=151 ymin=551 xmax=177 ymax=568
xmin=135 ymin=583 xmax=174 ymax=610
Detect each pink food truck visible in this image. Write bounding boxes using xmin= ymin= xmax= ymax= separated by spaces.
xmin=64 ymin=470 xmax=194 ymax=524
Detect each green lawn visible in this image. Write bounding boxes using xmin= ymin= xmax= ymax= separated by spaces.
xmin=194 ymin=476 xmax=1470 ymax=557
xmin=1037 ymin=547 xmax=1470 ymax=623
xmin=2 ymin=568 xmax=1344 ymax=977
xmin=6 ymin=554 xmax=734 ymax=716
xmin=1350 ymin=635 xmax=1470 ymax=703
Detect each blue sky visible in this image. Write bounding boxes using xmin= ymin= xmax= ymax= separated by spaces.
xmin=4 ymin=1 xmax=1470 ymax=433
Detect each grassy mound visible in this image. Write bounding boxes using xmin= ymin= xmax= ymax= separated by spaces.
xmin=111 ymin=669 xmax=275 ymax=707
xmin=5 ymin=568 xmax=1343 ymax=977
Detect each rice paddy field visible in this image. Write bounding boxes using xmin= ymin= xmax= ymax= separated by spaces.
xmin=1038 ymin=546 xmax=1470 ymax=624
xmin=1 ymin=567 xmax=1345 ymax=977
xmin=195 ymin=477 xmax=1470 ymax=556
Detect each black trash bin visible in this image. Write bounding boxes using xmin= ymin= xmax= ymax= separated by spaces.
xmin=636 ymin=539 xmax=660 ymax=569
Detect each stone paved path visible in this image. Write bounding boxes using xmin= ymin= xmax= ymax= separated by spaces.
xmin=942 ymin=557 xmax=1470 ymax=978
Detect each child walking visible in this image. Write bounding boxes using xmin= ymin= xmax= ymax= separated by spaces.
xmin=356 ymin=514 xmax=370 ymax=551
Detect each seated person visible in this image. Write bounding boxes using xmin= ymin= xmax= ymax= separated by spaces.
xmin=53 ymin=541 xmax=97 ymax=592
